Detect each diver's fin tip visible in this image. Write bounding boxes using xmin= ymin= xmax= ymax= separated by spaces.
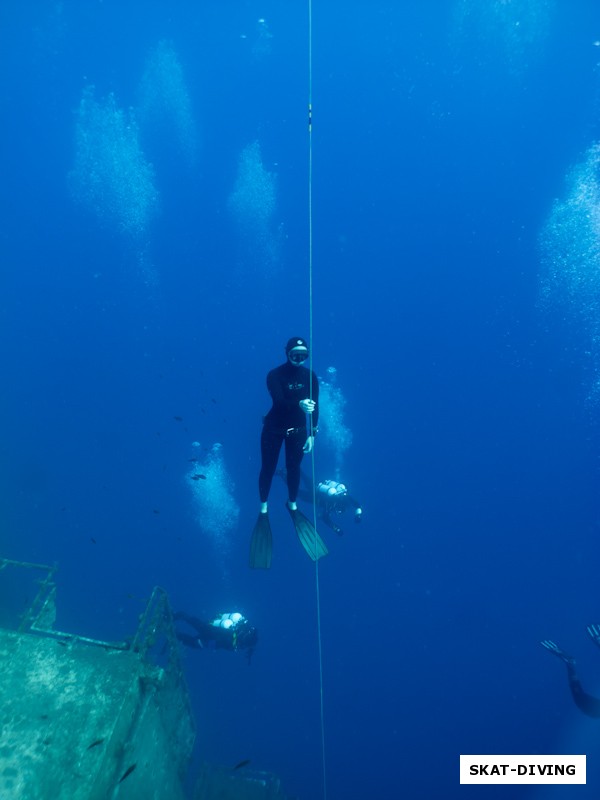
xmin=287 ymin=505 xmax=328 ymax=561
xmin=250 ymin=512 xmax=273 ymax=569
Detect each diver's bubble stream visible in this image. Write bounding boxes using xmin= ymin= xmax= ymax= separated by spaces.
xmin=137 ymin=40 xmax=197 ymax=165
xmin=539 ymin=142 xmax=600 ymax=405
xmin=318 ymin=368 xmax=353 ymax=478
xmin=228 ymin=140 xmax=281 ymax=268
xmin=69 ymin=86 xmax=159 ymax=238
xmin=188 ymin=443 xmax=240 ymax=552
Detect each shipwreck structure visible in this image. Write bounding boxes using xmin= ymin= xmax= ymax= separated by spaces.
xmin=0 ymin=558 xmax=290 ymax=800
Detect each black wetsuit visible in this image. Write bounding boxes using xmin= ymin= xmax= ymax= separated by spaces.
xmin=174 ymin=612 xmax=257 ymax=664
xmin=565 ymin=661 xmax=600 ymax=718
xmin=174 ymin=612 xmax=235 ymax=650
xmin=318 ymin=491 xmax=362 ymax=534
xmin=259 ymin=361 xmax=319 ymax=503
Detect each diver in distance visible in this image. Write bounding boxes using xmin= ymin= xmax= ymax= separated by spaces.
xmin=250 ymin=337 xmax=327 ymax=568
xmin=315 ymin=479 xmax=363 ymax=534
xmin=540 ymin=625 xmax=600 ymax=717
xmin=279 ymin=469 xmax=363 ymax=535
xmin=174 ymin=611 xmax=258 ymax=664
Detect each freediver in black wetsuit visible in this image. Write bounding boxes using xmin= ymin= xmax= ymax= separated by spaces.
xmin=541 ymin=625 xmax=600 ymax=717
xmin=250 ymin=337 xmax=327 ymax=567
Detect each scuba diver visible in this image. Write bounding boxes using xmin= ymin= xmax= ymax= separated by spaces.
xmin=250 ymin=337 xmax=327 ymax=568
xmin=174 ymin=611 xmax=258 ymax=664
xmin=311 ymin=479 xmax=363 ymax=535
xmin=279 ymin=470 xmax=363 ymax=535
xmin=540 ymin=625 xmax=600 ymax=717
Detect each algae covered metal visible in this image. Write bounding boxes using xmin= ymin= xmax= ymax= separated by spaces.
xmin=0 ymin=559 xmax=194 ymax=800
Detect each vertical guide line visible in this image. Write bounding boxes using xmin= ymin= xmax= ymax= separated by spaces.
xmin=307 ymin=1 xmax=327 ymax=799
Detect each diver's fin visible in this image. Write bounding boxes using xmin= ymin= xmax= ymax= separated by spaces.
xmin=250 ymin=512 xmax=272 ymax=569
xmin=286 ymin=505 xmax=328 ymax=562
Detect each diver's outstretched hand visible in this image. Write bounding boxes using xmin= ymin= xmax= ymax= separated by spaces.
xmin=540 ymin=639 xmax=575 ymax=665
xmin=587 ymin=624 xmax=600 ymax=648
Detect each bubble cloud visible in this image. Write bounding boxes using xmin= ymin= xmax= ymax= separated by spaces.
xmin=69 ymin=86 xmax=159 ymax=238
xmin=228 ymin=140 xmax=281 ymax=267
xmin=318 ymin=367 xmax=353 ymax=478
xmin=539 ymin=143 xmax=600 ymax=403
xmin=187 ymin=443 xmax=240 ymax=551
xmin=137 ymin=40 xmax=197 ymax=165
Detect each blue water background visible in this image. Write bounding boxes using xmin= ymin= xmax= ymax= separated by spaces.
xmin=2 ymin=1 xmax=600 ymax=798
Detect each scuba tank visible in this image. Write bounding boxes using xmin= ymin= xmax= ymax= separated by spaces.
xmin=210 ymin=613 xmax=252 ymax=652
xmin=210 ymin=612 xmax=245 ymax=630
xmin=318 ymin=480 xmax=347 ymax=497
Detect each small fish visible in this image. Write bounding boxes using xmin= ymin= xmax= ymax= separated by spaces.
xmin=87 ymin=738 xmax=105 ymax=750
xmin=234 ymin=759 xmax=251 ymax=770
xmin=174 ymin=416 xmax=183 ymax=422
xmin=118 ymin=764 xmax=137 ymax=783
xmin=211 ymin=398 xmax=217 ymax=404
xmin=90 ymin=537 xmax=96 ymax=544
xmin=152 ymin=509 xmax=160 ymax=514
xmin=190 ymin=474 xmax=207 ymax=481
xmin=188 ymin=458 xmax=198 ymax=463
